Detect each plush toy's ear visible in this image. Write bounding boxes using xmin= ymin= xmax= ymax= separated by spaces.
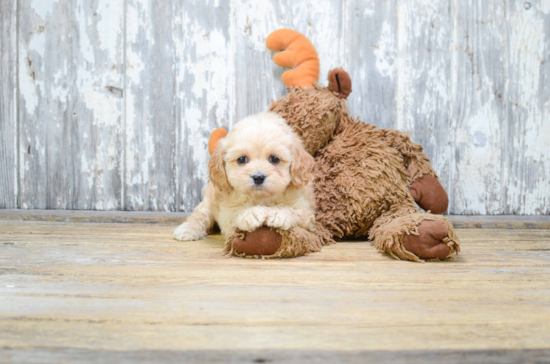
xmin=208 ymin=128 xmax=227 ymax=155
xmin=328 ymin=68 xmax=352 ymax=99
xmin=266 ymin=29 xmax=320 ymax=88
xmin=290 ymin=136 xmax=315 ymax=189
xmin=208 ymin=141 xmax=230 ymax=191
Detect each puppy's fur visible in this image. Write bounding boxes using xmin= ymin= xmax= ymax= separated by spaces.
xmin=174 ymin=112 xmax=316 ymax=242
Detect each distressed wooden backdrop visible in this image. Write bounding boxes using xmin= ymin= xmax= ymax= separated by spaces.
xmin=1 ymin=0 xmax=549 ymax=214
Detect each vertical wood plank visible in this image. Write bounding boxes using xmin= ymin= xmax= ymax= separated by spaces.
xmin=72 ymin=1 xmax=124 ymax=210
xmin=18 ymin=0 xmax=75 ymax=209
xmin=394 ymin=0 xmax=453 ymax=201
xmin=344 ymin=0 xmax=397 ymax=128
xmin=233 ymin=0 xmax=343 ymax=122
xmin=449 ymin=0 xmax=508 ymax=214
xmin=0 ymin=0 xmax=18 ymax=208
xmin=124 ymin=0 xmax=178 ymax=211
xmin=175 ymin=0 xmax=232 ymax=212
xmin=18 ymin=0 xmax=124 ymax=210
xmin=506 ymin=0 xmax=550 ymax=214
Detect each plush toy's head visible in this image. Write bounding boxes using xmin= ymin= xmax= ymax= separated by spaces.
xmin=269 ymin=74 xmax=351 ymax=155
xmin=266 ymin=29 xmax=353 ymax=155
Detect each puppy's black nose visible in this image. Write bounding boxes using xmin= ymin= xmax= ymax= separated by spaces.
xmin=252 ymin=174 xmax=266 ymax=185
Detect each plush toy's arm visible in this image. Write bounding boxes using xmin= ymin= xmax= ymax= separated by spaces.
xmin=381 ymin=129 xmax=437 ymax=182
xmin=382 ymin=129 xmax=449 ymax=214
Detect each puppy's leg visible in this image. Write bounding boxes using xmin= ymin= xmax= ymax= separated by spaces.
xmin=265 ymin=207 xmax=316 ymax=232
xmin=174 ymin=193 xmax=215 ymax=242
xmin=235 ymin=206 xmax=269 ymax=232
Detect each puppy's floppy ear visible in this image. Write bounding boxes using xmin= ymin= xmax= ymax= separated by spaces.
xmin=208 ymin=143 xmax=230 ymax=191
xmin=290 ymin=136 xmax=315 ymax=189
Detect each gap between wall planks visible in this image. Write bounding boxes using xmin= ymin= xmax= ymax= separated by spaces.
xmin=0 ymin=0 xmax=549 ymax=214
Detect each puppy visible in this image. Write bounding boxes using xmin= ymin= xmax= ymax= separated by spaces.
xmin=174 ymin=111 xmax=316 ymax=242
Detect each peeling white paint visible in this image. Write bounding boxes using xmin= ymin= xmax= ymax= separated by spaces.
xmin=454 ymin=102 xmax=503 ymax=214
xmin=506 ymin=2 xmax=550 ymax=214
xmin=95 ymin=1 xmax=122 ymax=57
xmin=185 ymin=28 xmax=229 ymax=121
xmin=31 ymin=0 xmax=58 ymax=20
xmin=19 ymin=26 xmax=47 ymax=116
xmin=7 ymin=0 xmax=550 ymax=214
xmin=375 ymin=22 xmax=396 ymax=79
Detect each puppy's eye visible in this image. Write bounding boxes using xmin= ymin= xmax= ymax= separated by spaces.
xmin=237 ymin=156 xmax=248 ymax=165
xmin=269 ymin=156 xmax=280 ymax=164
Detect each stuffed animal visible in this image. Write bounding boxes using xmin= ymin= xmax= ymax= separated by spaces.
xmin=213 ymin=29 xmax=460 ymax=262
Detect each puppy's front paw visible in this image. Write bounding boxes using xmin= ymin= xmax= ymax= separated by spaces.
xmin=301 ymin=212 xmax=316 ymax=232
xmin=236 ymin=207 xmax=268 ymax=232
xmin=265 ymin=210 xmax=293 ymax=230
xmin=173 ymin=223 xmax=207 ymax=241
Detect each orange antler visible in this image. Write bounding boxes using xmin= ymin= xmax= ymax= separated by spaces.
xmin=266 ymin=29 xmax=320 ymax=88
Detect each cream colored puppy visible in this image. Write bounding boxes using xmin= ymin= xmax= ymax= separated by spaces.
xmin=174 ymin=112 xmax=316 ymax=241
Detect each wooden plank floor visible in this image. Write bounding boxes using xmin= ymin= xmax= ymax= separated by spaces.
xmin=1 ymin=220 xmax=549 ymax=363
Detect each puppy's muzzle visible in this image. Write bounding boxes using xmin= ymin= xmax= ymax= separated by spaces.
xmin=252 ymin=174 xmax=266 ymax=186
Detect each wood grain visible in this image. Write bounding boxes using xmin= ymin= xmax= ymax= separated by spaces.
xmin=450 ymin=1 xmax=508 ymax=214
xmin=2 ymin=0 xmax=550 ymax=214
xmin=2 ymin=209 xmax=550 ymax=229
xmin=345 ymin=0 xmax=397 ymax=129
xmin=124 ymin=0 xmax=179 ymax=211
xmin=0 ymin=0 xmax=18 ymax=208
xmin=505 ymin=0 xmax=550 ymax=214
xmin=71 ymin=0 xmax=124 ymax=210
xmin=2 ymin=348 xmax=550 ymax=364
xmin=176 ymin=0 xmax=233 ymax=212
xmin=0 ymin=220 xmax=549 ymax=361
xmin=17 ymin=0 xmax=124 ymax=210
xmin=18 ymin=0 xmax=74 ymax=209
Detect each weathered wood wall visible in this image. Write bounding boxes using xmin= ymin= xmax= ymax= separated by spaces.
xmin=1 ymin=0 xmax=549 ymax=214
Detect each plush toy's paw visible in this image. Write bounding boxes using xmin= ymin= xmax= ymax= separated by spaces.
xmin=236 ymin=207 xmax=268 ymax=232
xmin=410 ymin=175 xmax=449 ymax=214
xmin=265 ymin=210 xmax=293 ymax=230
xmin=403 ymin=220 xmax=452 ymax=259
xmin=173 ymin=223 xmax=207 ymax=241
xmin=233 ymin=227 xmax=283 ymax=256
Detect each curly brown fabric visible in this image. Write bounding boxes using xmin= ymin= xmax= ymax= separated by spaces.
xmin=370 ymin=209 xmax=460 ymax=262
xmin=238 ymin=70 xmax=460 ymax=262
xmin=269 ymin=84 xmax=347 ymax=155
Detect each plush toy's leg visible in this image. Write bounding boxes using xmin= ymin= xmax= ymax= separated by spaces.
xmin=381 ymin=129 xmax=449 ymax=214
xmin=409 ymin=175 xmax=449 ymax=214
xmin=369 ymin=208 xmax=460 ymax=262
xmin=223 ymin=223 xmax=332 ymax=259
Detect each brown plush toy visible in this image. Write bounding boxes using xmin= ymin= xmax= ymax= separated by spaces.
xmin=220 ymin=29 xmax=460 ymax=262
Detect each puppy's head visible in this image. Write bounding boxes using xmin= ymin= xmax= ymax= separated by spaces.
xmin=208 ymin=112 xmax=314 ymax=198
